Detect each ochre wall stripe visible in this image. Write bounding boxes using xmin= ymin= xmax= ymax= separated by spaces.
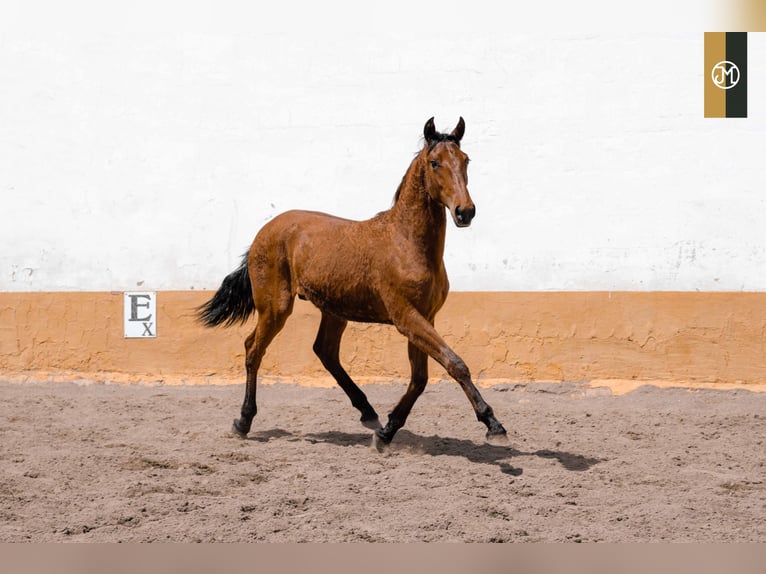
xmin=1 ymin=291 xmax=765 ymax=386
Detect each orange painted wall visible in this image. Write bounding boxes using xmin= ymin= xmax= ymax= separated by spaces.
xmin=1 ymin=291 xmax=765 ymax=386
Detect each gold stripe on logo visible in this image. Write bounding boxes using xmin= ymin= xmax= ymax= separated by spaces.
xmin=704 ymin=32 xmax=727 ymax=118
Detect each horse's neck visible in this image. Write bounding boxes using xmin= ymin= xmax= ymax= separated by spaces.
xmin=389 ymin=157 xmax=447 ymax=261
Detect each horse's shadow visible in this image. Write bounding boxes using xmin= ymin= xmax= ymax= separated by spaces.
xmin=248 ymin=428 xmax=602 ymax=476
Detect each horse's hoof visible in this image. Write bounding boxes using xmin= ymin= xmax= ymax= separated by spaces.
xmin=231 ymin=419 xmax=249 ymax=439
xmin=361 ymin=417 xmax=382 ymax=431
xmin=371 ymin=428 xmax=391 ymax=452
xmin=486 ymin=431 xmax=509 ymax=446
xmin=371 ymin=433 xmax=387 ymax=452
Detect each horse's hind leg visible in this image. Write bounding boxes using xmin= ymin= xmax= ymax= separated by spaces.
xmin=374 ymin=341 xmax=428 ymax=447
xmin=233 ymin=302 xmax=293 ymax=437
xmin=313 ymin=312 xmax=380 ymax=429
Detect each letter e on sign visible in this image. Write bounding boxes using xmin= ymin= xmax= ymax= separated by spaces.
xmin=124 ymin=292 xmax=157 ymax=338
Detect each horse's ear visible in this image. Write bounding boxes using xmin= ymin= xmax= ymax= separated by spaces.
xmin=451 ymin=117 xmax=465 ymax=142
xmin=423 ymin=117 xmax=437 ymax=143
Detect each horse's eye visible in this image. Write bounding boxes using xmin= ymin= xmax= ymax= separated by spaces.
xmin=430 ymin=160 xmax=440 ymax=169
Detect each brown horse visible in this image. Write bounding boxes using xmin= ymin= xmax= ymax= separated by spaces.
xmin=197 ymin=117 xmax=507 ymax=446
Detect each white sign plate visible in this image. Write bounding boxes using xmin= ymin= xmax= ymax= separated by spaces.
xmin=124 ymin=292 xmax=157 ymax=338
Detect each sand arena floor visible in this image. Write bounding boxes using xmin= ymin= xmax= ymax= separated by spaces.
xmin=1 ymin=378 xmax=764 ymax=542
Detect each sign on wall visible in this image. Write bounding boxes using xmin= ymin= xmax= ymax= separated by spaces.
xmin=124 ymin=292 xmax=157 ymax=338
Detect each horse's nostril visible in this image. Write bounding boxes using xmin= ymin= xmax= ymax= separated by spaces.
xmin=456 ymin=205 xmax=476 ymax=223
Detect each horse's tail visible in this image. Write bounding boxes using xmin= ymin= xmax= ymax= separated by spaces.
xmin=196 ymin=253 xmax=255 ymax=327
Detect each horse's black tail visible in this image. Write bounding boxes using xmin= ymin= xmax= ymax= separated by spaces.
xmin=196 ymin=253 xmax=255 ymax=327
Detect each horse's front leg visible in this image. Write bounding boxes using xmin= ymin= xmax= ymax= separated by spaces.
xmin=381 ymin=306 xmax=507 ymax=444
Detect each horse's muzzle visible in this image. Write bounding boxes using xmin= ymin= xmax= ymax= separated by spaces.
xmin=454 ymin=204 xmax=476 ymax=227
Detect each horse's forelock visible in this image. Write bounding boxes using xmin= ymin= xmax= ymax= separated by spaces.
xmin=426 ymin=133 xmax=461 ymax=151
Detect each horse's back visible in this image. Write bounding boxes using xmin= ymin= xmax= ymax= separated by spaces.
xmin=273 ymin=208 xmax=354 ymax=225
xmin=255 ymin=209 xmax=355 ymax=242
xmin=250 ymin=208 xmax=366 ymax=272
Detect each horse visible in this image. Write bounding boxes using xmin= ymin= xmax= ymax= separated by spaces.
xmin=197 ymin=117 xmax=507 ymax=447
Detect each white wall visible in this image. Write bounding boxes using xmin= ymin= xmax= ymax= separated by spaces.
xmin=2 ymin=3 xmax=764 ymax=292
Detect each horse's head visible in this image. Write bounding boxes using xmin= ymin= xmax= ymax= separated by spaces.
xmin=422 ymin=117 xmax=475 ymax=227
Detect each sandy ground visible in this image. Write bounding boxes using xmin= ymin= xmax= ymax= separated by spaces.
xmin=1 ymin=378 xmax=764 ymax=542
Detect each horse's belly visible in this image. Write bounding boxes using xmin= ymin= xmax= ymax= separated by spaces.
xmin=324 ymin=302 xmax=393 ymax=325
xmin=299 ymin=282 xmax=392 ymax=324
